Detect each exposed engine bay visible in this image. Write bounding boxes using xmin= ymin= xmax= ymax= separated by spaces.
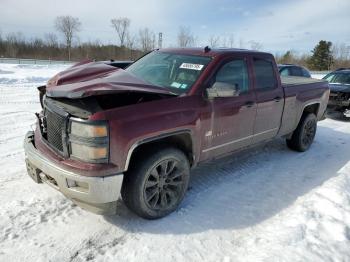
xmin=40 ymin=92 xmax=172 ymax=119
xmin=328 ymin=91 xmax=350 ymax=118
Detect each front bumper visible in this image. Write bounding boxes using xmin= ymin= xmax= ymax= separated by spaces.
xmin=24 ymin=131 xmax=123 ymax=214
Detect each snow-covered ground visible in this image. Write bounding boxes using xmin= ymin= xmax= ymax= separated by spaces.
xmin=0 ymin=63 xmax=349 ymax=262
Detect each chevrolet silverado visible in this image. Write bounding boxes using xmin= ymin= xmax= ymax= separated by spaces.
xmin=24 ymin=47 xmax=329 ymax=219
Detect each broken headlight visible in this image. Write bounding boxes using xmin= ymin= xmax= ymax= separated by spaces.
xmin=68 ymin=119 xmax=109 ymax=163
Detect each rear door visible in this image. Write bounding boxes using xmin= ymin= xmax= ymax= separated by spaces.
xmin=202 ymin=57 xmax=257 ymax=158
xmin=252 ymin=57 xmax=284 ymax=143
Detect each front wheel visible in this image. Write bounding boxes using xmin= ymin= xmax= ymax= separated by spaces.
xmin=121 ymin=147 xmax=190 ymax=219
xmin=286 ymin=113 xmax=317 ymax=152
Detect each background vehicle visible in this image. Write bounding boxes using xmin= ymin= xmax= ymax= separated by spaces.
xmin=278 ymin=64 xmax=311 ymax=77
xmin=323 ymin=68 xmax=350 ymax=118
xmin=24 ymin=48 xmax=329 ymax=219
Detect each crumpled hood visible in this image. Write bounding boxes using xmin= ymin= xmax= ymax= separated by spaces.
xmin=329 ymin=83 xmax=350 ymax=93
xmin=46 ymin=61 xmax=176 ymax=99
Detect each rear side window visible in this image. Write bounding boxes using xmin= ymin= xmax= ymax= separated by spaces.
xmin=302 ymin=68 xmax=311 ymax=77
xmin=291 ymin=66 xmax=302 ymax=76
xmin=280 ymin=68 xmax=290 ymax=76
xmin=215 ymin=59 xmax=249 ymax=94
xmin=253 ymin=58 xmax=277 ymax=90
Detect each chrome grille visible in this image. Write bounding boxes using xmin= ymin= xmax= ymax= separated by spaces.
xmin=45 ymin=107 xmax=66 ymax=153
xmin=330 ymin=92 xmax=350 ymax=101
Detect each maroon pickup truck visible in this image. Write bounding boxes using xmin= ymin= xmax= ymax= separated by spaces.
xmin=24 ymin=48 xmax=329 ymax=219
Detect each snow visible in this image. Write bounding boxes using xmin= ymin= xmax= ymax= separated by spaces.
xmin=0 ymin=63 xmax=349 ymax=262
xmin=311 ymin=72 xmax=328 ymax=79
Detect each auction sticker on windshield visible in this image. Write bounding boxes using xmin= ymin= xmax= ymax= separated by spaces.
xmin=180 ymin=63 xmax=204 ymax=70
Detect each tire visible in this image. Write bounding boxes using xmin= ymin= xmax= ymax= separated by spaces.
xmin=286 ymin=113 xmax=317 ymax=152
xmin=121 ymin=147 xmax=190 ymax=219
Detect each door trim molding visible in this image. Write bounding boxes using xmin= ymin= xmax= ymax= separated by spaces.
xmin=202 ymin=127 xmax=278 ymax=153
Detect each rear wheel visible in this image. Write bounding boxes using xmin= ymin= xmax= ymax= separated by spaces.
xmin=121 ymin=147 xmax=190 ymax=219
xmin=286 ymin=113 xmax=317 ymax=152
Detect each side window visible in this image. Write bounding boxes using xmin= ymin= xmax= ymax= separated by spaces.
xmin=280 ymin=68 xmax=290 ymax=76
xmin=324 ymin=73 xmax=335 ymax=82
xmin=253 ymin=58 xmax=277 ymax=90
xmin=215 ymin=59 xmax=249 ymax=94
xmin=302 ymin=68 xmax=311 ymax=77
xmin=291 ymin=66 xmax=302 ymax=76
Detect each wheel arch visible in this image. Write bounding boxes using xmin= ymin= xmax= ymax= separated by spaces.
xmin=285 ymin=102 xmax=321 ymax=140
xmin=302 ymin=103 xmax=320 ymax=117
xmin=124 ymin=130 xmax=195 ymax=172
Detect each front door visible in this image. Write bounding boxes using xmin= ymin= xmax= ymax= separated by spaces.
xmin=202 ymin=58 xmax=257 ymax=158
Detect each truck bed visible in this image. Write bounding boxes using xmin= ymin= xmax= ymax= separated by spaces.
xmin=281 ymin=76 xmax=325 ymax=87
xmin=279 ymin=76 xmax=329 ymax=137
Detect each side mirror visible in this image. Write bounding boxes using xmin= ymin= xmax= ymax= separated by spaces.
xmin=206 ymin=82 xmax=240 ymax=98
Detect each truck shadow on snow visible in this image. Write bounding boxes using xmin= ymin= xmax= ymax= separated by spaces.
xmin=326 ymin=111 xmax=350 ymax=122
xmin=104 ymin=124 xmax=349 ymax=234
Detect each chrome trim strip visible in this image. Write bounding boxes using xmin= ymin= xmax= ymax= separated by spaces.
xmin=202 ymin=127 xmax=278 ymax=153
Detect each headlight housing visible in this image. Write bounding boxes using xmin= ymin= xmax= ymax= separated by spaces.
xmin=68 ymin=119 xmax=109 ymax=163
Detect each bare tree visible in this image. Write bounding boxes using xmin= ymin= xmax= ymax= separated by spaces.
xmin=332 ymin=43 xmax=350 ymax=61
xmin=126 ymin=33 xmax=137 ymax=59
xmin=139 ymin=28 xmax=155 ymax=52
xmin=220 ymin=34 xmax=234 ymax=48
xmin=111 ymin=17 xmax=131 ymax=47
xmin=177 ymin=26 xmax=195 ymax=47
xmin=249 ymin=40 xmax=263 ymax=51
xmin=126 ymin=33 xmax=136 ymax=50
xmin=5 ymin=32 xmax=25 ymax=57
xmin=228 ymin=34 xmax=235 ymax=48
xmin=0 ymin=29 xmax=4 ymax=55
xmin=277 ymin=50 xmax=296 ymax=64
xmin=208 ymin=35 xmax=220 ymax=48
xmin=239 ymin=39 xmax=245 ymax=48
xmin=32 ymin=37 xmax=44 ymax=49
xmin=44 ymin=33 xmax=59 ymax=48
xmin=331 ymin=43 xmax=350 ymax=69
xmin=55 ymin=15 xmax=81 ymax=60
xmin=221 ymin=37 xmax=227 ymax=48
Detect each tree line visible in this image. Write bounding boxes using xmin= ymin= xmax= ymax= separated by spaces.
xmin=0 ymin=15 xmax=349 ymax=70
xmin=275 ymin=41 xmax=350 ymax=71
xmin=0 ymin=16 xmax=154 ymax=61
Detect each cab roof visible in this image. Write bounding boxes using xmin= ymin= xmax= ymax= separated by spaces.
xmin=334 ymin=68 xmax=350 ymax=73
xmin=158 ymin=47 xmax=271 ymax=57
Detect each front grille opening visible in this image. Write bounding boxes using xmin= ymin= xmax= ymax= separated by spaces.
xmin=45 ymin=108 xmax=66 ymax=152
xmin=330 ymin=92 xmax=350 ymax=102
xmin=46 ymin=174 xmax=58 ymax=186
xmin=39 ymin=173 xmax=58 ymax=187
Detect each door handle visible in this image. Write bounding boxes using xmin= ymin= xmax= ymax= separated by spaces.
xmin=274 ymin=96 xmax=282 ymax=102
xmin=244 ymin=101 xmax=255 ymax=108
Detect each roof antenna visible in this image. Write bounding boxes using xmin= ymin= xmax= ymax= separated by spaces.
xmin=204 ymin=46 xmax=211 ymax=53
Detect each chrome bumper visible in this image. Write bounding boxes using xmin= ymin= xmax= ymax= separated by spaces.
xmin=24 ymin=131 xmax=123 ymax=214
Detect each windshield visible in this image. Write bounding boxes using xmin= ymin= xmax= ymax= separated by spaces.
xmin=126 ymin=51 xmax=211 ymax=94
xmin=323 ymin=72 xmax=350 ymax=85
